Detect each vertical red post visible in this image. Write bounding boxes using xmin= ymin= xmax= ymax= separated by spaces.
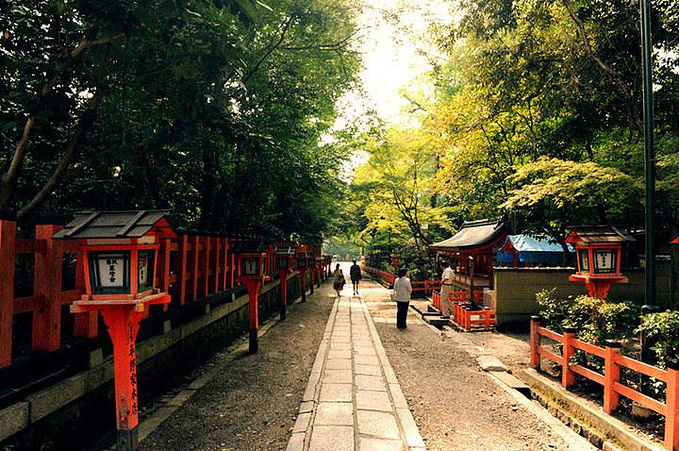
xmin=562 ymin=327 xmax=577 ymax=388
xmin=299 ymin=269 xmax=307 ymax=303
xmin=33 ymin=224 xmax=63 ymax=352
xmin=229 ymin=253 xmax=235 ymax=289
xmin=201 ymin=235 xmax=210 ymax=298
xmin=100 ymin=308 xmax=143 ymax=451
xmin=603 ymin=340 xmax=622 ymax=414
xmin=160 ymin=238 xmax=171 ymax=312
xmin=0 ymin=214 xmax=16 ymax=368
xmin=530 ymin=316 xmax=541 ymax=369
xmin=222 ymin=238 xmax=230 ymax=290
xmin=277 ymin=270 xmax=289 ymax=320
xmin=244 ymin=279 xmax=261 ymax=353
xmin=665 ymin=360 xmax=679 ymax=451
xmin=178 ymin=233 xmax=188 ymax=305
xmin=214 ymin=237 xmax=221 ymax=294
xmin=191 ymin=235 xmax=199 ymax=302
xmin=483 ymin=307 xmax=491 ymax=330
xmin=309 ymin=265 xmax=315 ymax=294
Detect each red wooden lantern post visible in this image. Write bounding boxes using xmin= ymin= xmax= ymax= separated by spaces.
xmin=316 ymin=256 xmax=324 ymax=286
xmin=390 ymin=253 xmax=401 ymax=273
xmin=307 ymin=254 xmax=316 ymax=294
xmin=274 ymin=244 xmax=295 ymax=320
xmin=565 ymin=227 xmax=634 ymax=299
xmin=233 ymin=241 xmax=268 ymax=354
xmin=325 ymin=255 xmax=332 ymax=278
xmin=55 ymin=210 xmax=176 ymax=451
xmin=296 ymin=251 xmax=308 ymax=302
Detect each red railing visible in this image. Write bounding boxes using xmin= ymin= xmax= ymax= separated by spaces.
xmin=0 ymin=222 xmax=92 ymax=367
xmin=431 ymin=289 xmax=494 ymax=331
xmin=360 ymin=265 xmax=396 ymax=285
xmin=530 ymin=317 xmax=679 ymax=450
xmin=452 ymin=303 xmax=496 ymax=331
xmin=360 ymin=265 xmax=437 ymax=296
xmin=410 ymin=280 xmax=435 ymax=296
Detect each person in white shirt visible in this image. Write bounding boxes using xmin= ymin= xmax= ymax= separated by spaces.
xmin=393 ymin=268 xmax=413 ymax=329
xmin=440 ymin=261 xmax=455 ymax=317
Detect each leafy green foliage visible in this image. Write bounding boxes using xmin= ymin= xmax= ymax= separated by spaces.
xmin=501 ymin=157 xmax=641 ymax=243
xmin=1 ymin=0 xmax=361 ymax=244
xmin=428 ymin=0 xmax=679 ymax=239
xmin=536 ymin=289 xmax=639 ymax=344
xmin=636 ymin=311 xmax=679 ymax=369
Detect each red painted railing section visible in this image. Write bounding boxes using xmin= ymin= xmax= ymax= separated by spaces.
xmin=530 ymin=317 xmax=679 ymax=450
xmin=0 ymin=216 xmax=314 ymax=369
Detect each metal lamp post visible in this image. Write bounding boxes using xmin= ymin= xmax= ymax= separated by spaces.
xmin=640 ymin=0 xmax=655 ymax=306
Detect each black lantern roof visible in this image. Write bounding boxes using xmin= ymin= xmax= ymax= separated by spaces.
xmin=566 ymin=226 xmax=634 ymax=245
xmin=53 ymin=210 xmax=175 ymax=239
xmin=232 ymin=240 xmax=268 ymax=254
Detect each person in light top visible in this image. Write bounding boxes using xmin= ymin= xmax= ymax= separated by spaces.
xmin=440 ymin=261 xmax=454 ymax=317
xmin=393 ymin=268 xmax=413 ymax=329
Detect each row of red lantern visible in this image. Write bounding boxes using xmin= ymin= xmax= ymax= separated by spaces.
xmin=53 ymin=211 xmax=331 ymax=451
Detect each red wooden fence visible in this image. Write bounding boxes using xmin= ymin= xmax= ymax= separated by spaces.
xmin=0 ymin=217 xmax=325 ymax=369
xmin=530 ymin=316 xmax=679 ymax=450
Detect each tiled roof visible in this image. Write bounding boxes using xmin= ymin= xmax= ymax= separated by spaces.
xmin=53 ymin=210 xmax=173 ymax=239
xmin=430 ymin=219 xmax=507 ymax=250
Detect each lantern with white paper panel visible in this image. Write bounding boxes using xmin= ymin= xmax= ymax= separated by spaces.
xmin=54 ymin=210 xmax=176 ymax=451
xmin=565 ymin=226 xmax=633 ymax=299
xmin=232 ymin=240 xmax=269 ymax=354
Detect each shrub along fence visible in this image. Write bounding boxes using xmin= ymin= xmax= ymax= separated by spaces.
xmin=530 ymin=316 xmax=679 ymax=450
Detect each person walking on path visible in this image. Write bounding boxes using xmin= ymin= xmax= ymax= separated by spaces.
xmin=440 ymin=261 xmax=454 ymax=317
xmin=350 ymin=259 xmax=362 ymax=296
xmin=393 ymin=267 xmax=413 ymax=329
xmin=332 ymin=263 xmax=346 ymax=297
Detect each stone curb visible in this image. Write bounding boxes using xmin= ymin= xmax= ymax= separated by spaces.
xmin=520 ymin=368 xmax=664 ymax=451
xmin=362 ymin=297 xmax=426 ymax=449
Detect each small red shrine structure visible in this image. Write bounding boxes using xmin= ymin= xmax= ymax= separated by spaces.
xmin=565 ymin=226 xmax=634 ymax=299
xmin=232 ymin=240 xmax=268 ymax=353
xmin=54 ymin=210 xmax=176 ymax=451
xmin=429 ymin=219 xmax=508 ymax=290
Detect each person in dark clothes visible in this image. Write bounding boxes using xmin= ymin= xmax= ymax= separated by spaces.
xmin=349 ymin=259 xmax=362 ymax=296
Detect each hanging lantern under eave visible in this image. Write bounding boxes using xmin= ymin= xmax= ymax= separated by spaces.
xmin=566 ymin=226 xmax=634 ymax=299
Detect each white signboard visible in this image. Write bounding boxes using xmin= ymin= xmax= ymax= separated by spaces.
xmin=97 ymin=255 xmax=125 ymax=288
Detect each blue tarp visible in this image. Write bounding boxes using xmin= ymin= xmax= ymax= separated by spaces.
xmin=496 ymin=234 xmax=573 ymax=265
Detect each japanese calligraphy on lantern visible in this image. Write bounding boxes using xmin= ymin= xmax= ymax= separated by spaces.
xmin=97 ymin=254 xmax=125 ymax=288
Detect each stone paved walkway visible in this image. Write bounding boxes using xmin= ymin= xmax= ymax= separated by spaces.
xmin=287 ymin=286 xmax=425 ymax=451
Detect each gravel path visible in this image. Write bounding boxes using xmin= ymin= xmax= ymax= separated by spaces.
xmin=139 ymin=282 xmax=337 ymax=451
xmin=363 ymin=281 xmax=584 ymax=451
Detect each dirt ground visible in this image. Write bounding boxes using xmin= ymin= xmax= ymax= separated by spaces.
xmin=364 ymin=288 xmax=580 ymax=451
xmin=136 ymin=276 xmax=584 ymax=451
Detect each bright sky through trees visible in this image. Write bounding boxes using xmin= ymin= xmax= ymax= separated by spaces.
xmin=354 ymin=0 xmax=455 ymax=124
